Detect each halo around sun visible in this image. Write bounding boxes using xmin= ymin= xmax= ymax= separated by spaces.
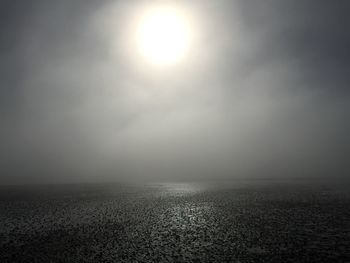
xmin=135 ymin=6 xmax=193 ymax=66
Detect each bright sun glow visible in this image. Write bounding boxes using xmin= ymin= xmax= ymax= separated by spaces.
xmin=136 ymin=6 xmax=192 ymax=66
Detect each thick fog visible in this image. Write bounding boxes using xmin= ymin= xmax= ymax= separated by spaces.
xmin=1 ymin=0 xmax=349 ymax=183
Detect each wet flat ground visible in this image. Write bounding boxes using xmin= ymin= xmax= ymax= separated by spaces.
xmin=0 ymin=180 xmax=350 ymax=262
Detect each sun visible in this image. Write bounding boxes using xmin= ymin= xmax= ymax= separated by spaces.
xmin=135 ymin=6 xmax=192 ymax=66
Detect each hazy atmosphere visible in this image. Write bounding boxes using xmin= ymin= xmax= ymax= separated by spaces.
xmin=1 ymin=0 xmax=350 ymax=183
xmin=1 ymin=2 xmax=350 ymax=262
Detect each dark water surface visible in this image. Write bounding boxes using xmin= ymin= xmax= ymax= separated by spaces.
xmin=0 ymin=180 xmax=350 ymax=262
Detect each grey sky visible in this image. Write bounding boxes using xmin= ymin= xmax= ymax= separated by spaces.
xmin=1 ymin=0 xmax=349 ymax=183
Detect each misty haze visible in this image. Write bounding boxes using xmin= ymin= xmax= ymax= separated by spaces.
xmin=0 ymin=0 xmax=350 ymax=262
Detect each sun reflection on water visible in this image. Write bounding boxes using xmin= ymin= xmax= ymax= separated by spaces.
xmin=150 ymin=183 xmax=215 ymax=231
xmin=149 ymin=182 xmax=207 ymax=196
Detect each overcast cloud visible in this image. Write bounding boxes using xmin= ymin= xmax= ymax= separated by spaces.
xmin=1 ymin=0 xmax=349 ymax=183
